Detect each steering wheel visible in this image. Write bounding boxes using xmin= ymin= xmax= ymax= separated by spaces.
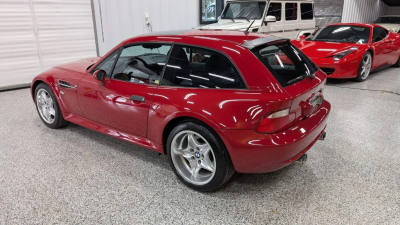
xmin=133 ymin=57 xmax=149 ymax=68
xmin=346 ymin=36 xmax=361 ymax=43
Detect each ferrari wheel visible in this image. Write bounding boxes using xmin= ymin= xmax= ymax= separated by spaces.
xmin=35 ymin=83 xmax=68 ymax=129
xmin=355 ymin=52 xmax=372 ymax=82
xmin=166 ymin=121 xmax=235 ymax=192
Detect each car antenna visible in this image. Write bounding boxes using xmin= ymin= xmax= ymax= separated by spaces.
xmin=244 ymin=11 xmax=261 ymax=34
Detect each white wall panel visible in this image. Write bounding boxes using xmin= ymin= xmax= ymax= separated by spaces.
xmin=0 ymin=0 xmax=96 ymax=89
xmin=93 ymin=0 xmax=200 ymax=56
xmin=342 ymin=0 xmax=388 ymax=23
xmin=0 ymin=0 xmax=42 ymax=89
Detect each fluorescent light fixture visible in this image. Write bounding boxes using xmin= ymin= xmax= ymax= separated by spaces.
xmin=190 ymin=74 xmax=209 ymax=81
xmin=209 ymin=73 xmax=234 ymax=82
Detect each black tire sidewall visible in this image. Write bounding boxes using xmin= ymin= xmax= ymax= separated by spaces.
xmin=166 ymin=122 xmax=233 ymax=192
xmin=34 ymin=83 xmax=63 ymax=129
xmin=355 ymin=52 xmax=372 ymax=82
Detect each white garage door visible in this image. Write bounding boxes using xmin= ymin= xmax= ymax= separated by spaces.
xmin=0 ymin=0 xmax=97 ymax=90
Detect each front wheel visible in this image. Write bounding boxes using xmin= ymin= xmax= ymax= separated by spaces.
xmin=166 ymin=121 xmax=235 ymax=192
xmin=35 ymin=83 xmax=68 ymax=129
xmin=355 ymin=52 xmax=372 ymax=82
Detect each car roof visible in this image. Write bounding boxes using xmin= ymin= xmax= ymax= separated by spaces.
xmin=380 ymin=15 xmax=400 ymax=17
xmin=130 ymin=29 xmax=286 ymax=48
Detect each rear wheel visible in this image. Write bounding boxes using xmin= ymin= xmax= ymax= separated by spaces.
xmin=355 ymin=52 xmax=372 ymax=82
xmin=166 ymin=121 xmax=235 ymax=192
xmin=35 ymin=83 xmax=68 ymax=129
xmin=393 ymin=55 xmax=400 ymax=67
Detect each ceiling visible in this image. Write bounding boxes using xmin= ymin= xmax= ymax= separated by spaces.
xmin=381 ymin=0 xmax=400 ymax=6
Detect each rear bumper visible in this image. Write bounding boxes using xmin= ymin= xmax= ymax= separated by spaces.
xmin=218 ymin=100 xmax=331 ymax=173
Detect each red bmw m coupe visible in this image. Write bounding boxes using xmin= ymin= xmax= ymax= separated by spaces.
xmin=31 ymin=30 xmax=330 ymax=191
xmin=292 ymin=23 xmax=400 ymax=81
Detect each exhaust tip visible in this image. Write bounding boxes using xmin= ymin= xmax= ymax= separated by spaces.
xmin=318 ymin=131 xmax=326 ymax=141
xmin=296 ymin=154 xmax=308 ymax=163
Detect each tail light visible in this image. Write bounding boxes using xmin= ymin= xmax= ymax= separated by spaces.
xmin=256 ymin=109 xmax=296 ymax=134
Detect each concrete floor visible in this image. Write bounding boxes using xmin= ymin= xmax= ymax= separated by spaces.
xmin=0 ymin=68 xmax=399 ymax=224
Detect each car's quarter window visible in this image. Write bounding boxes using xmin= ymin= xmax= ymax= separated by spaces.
xmin=110 ymin=44 xmax=172 ymax=85
xmin=161 ymin=45 xmax=246 ymax=89
xmin=267 ymin=3 xmax=282 ymax=21
xmin=285 ymin=3 xmax=298 ymax=21
xmin=251 ymin=41 xmax=318 ymax=87
xmin=372 ymin=27 xmax=388 ymax=43
xmin=300 ymin=3 xmax=313 ymax=20
xmin=92 ymin=50 xmax=119 ymax=75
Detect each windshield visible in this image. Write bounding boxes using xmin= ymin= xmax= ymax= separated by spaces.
xmin=374 ymin=16 xmax=400 ymax=24
xmin=306 ymin=25 xmax=371 ymax=44
xmin=252 ymin=41 xmax=318 ymax=87
xmin=221 ymin=2 xmax=266 ymax=20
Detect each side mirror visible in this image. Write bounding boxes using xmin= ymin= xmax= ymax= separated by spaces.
xmin=300 ymin=35 xmax=306 ymax=40
xmin=264 ymin=15 xmax=276 ymax=23
xmin=93 ymin=69 xmax=107 ymax=81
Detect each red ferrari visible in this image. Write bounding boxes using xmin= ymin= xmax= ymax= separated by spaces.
xmin=31 ymin=30 xmax=330 ymax=191
xmin=292 ymin=23 xmax=400 ymax=81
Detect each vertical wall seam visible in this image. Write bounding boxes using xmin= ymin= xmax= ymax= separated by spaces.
xmin=90 ymin=0 xmax=100 ymax=57
xmin=28 ymin=0 xmax=44 ymax=71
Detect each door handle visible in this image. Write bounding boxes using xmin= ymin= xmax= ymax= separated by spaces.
xmin=130 ymin=95 xmax=145 ymax=102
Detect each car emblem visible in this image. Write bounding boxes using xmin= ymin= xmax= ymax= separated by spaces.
xmin=195 ymin=152 xmax=200 ymax=158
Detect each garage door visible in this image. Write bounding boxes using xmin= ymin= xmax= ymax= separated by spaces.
xmin=0 ymin=0 xmax=97 ymax=90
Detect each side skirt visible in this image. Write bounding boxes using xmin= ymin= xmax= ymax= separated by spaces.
xmin=65 ymin=114 xmax=164 ymax=154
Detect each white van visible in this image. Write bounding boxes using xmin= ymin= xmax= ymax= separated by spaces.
xmin=201 ymin=0 xmax=316 ymax=39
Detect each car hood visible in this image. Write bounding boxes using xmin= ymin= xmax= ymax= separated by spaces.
xmin=55 ymin=57 xmax=100 ymax=74
xmin=375 ymin=23 xmax=400 ymax=32
xmin=291 ymin=40 xmax=360 ymax=59
xmin=200 ymin=20 xmax=261 ymax=31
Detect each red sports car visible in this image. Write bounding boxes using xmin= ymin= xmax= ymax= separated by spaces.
xmin=31 ymin=30 xmax=330 ymax=191
xmin=292 ymin=23 xmax=400 ymax=81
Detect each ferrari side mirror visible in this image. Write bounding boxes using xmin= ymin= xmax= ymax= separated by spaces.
xmin=93 ymin=69 xmax=107 ymax=81
xmin=300 ymin=35 xmax=306 ymax=40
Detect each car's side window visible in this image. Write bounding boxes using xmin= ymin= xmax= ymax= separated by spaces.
xmin=300 ymin=3 xmax=313 ymax=20
xmin=92 ymin=50 xmax=119 ymax=75
xmin=285 ymin=3 xmax=298 ymax=21
xmin=267 ymin=3 xmax=282 ymax=21
xmin=372 ymin=27 xmax=387 ymax=43
xmin=110 ymin=44 xmax=172 ymax=85
xmin=161 ymin=45 xmax=246 ymax=89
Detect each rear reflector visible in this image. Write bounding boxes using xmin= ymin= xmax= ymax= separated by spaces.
xmin=256 ymin=109 xmax=296 ymax=133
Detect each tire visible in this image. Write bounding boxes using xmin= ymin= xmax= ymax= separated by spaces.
xmin=355 ymin=52 xmax=372 ymax=82
xmin=166 ymin=121 xmax=235 ymax=192
xmin=393 ymin=55 xmax=400 ymax=67
xmin=35 ymin=83 xmax=68 ymax=129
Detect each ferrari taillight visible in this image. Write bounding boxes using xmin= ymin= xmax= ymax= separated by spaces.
xmin=256 ymin=109 xmax=296 ymax=134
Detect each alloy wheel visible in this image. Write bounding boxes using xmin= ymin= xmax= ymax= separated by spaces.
xmin=170 ymin=130 xmax=216 ymax=185
xmin=36 ymin=89 xmax=56 ymax=124
xmin=361 ymin=54 xmax=372 ymax=79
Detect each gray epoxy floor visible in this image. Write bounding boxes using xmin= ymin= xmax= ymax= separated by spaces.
xmin=0 ymin=68 xmax=399 ymax=224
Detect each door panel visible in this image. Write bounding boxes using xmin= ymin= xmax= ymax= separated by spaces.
xmin=283 ymin=2 xmax=299 ymax=39
xmin=77 ymin=76 xmax=157 ymax=137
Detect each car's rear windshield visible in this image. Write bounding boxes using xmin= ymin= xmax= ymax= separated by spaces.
xmin=251 ymin=41 xmax=318 ymax=87
xmin=221 ymin=2 xmax=266 ymax=20
xmin=374 ymin=16 xmax=400 ymax=24
xmin=306 ymin=25 xmax=370 ymax=44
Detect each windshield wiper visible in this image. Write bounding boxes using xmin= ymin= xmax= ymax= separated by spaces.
xmin=287 ymin=74 xmax=315 ymax=85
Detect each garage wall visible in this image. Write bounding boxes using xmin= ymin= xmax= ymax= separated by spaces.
xmin=314 ymin=0 xmax=344 ymax=27
xmin=93 ymin=0 xmax=200 ymax=56
xmin=342 ymin=0 xmax=388 ymax=23
xmin=386 ymin=7 xmax=400 ymax=15
xmin=0 ymin=0 xmax=97 ymax=90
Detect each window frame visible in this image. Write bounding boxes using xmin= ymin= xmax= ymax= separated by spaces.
xmin=284 ymin=2 xmax=298 ymax=21
xmin=300 ymin=3 xmax=314 ymax=20
xmin=160 ymin=43 xmax=249 ymax=90
xmin=372 ymin=27 xmax=389 ymax=43
xmin=89 ymin=48 xmax=122 ymax=74
xmin=266 ymin=2 xmax=282 ymax=22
